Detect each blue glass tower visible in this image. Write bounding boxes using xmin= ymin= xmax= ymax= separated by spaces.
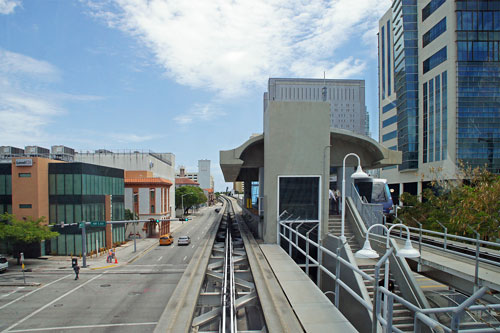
xmin=393 ymin=0 xmax=419 ymax=170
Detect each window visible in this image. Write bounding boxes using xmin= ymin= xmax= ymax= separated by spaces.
xmin=382 ymin=102 xmax=397 ymax=114
xmin=422 ymin=0 xmax=446 ymax=22
xmin=65 ymin=174 xmax=73 ymax=195
xmin=151 ymin=205 xmax=155 ymax=214
xmin=278 ymin=176 xmax=319 ymax=221
xmin=56 ymin=174 xmax=65 ymax=194
xmin=19 ymin=204 xmax=32 ymax=209
xmin=383 ymin=115 xmax=398 ymax=128
xmin=382 ymin=130 xmax=397 ymax=142
xmin=422 ymin=17 xmax=446 ymax=48
xmin=423 ymin=47 xmax=447 ymax=74
xmin=18 ymin=173 xmax=31 ymax=178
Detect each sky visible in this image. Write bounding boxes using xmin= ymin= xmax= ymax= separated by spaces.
xmin=0 ymin=0 xmax=391 ymax=191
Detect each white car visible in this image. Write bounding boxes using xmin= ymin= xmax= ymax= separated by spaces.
xmin=0 ymin=255 xmax=8 ymax=273
xmin=177 ymin=236 xmax=191 ymax=246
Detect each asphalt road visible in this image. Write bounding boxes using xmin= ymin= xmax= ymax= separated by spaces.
xmin=0 ymin=208 xmax=219 ymax=333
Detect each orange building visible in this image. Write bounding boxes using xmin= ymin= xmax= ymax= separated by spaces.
xmin=124 ymin=171 xmax=173 ymax=237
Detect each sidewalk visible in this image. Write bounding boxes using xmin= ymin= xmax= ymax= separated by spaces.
xmin=0 ymin=214 xmax=200 ymax=284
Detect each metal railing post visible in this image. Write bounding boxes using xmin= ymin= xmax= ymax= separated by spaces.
xmin=372 ymin=248 xmax=394 ymax=333
xmin=467 ymin=225 xmax=481 ymax=292
xmin=412 ymin=217 xmax=423 ymax=270
xmin=436 ymin=220 xmax=447 ymax=250
xmin=386 ymin=291 xmax=394 ymax=333
xmin=305 ymin=225 xmax=318 ymax=277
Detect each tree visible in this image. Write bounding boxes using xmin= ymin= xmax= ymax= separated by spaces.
xmin=175 ymin=186 xmax=207 ymax=215
xmin=0 ymin=213 xmax=59 ymax=260
xmin=398 ymin=165 xmax=500 ymax=240
xmin=125 ymin=209 xmax=138 ymax=220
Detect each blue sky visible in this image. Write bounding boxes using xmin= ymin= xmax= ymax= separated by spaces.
xmin=0 ymin=0 xmax=390 ymax=190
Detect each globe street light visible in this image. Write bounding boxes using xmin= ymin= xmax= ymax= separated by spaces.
xmin=341 ymin=153 xmax=368 ymax=241
xmin=355 ymin=223 xmax=420 ymax=324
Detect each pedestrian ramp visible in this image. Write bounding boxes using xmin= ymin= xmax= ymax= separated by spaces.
xmin=260 ymin=244 xmax=357 ymax=332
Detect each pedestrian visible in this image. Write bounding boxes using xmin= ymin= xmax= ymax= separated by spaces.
xmin=73 ymin=263 xmax=80 ymax=280
xmin=329 ymin=189 xmax=335 ymax=215
xmin=334 ymin=189 xmax=341 ymax=214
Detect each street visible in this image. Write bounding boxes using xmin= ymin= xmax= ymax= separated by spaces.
xmin=0 ymin=207 xmax=220 ymax=333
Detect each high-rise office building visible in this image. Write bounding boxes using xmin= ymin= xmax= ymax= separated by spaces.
xmin=266 ymin=78 xmax=369 ymax=136
xmin=379 ymin=0 xmax=500 ymax=199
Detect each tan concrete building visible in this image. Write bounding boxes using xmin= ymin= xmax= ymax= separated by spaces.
xmin=220 ymin=101 xmax=401 ymax=244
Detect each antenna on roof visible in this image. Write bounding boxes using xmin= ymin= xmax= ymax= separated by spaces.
xmin=322 ymin=71 xmax=327 ymax=101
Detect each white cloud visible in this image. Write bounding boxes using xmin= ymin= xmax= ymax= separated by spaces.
xmin=87 ymin=0 xmax=391 ymax=96
xmin=174 ymin=103 xmax=225 ymax=125
xmin=0 ymin=49 xmax=59 ymax=80
xmin=0 ymin=0 xmax=20 ymax=15
xmin=0 ymin=49 xmax=103 ymax=146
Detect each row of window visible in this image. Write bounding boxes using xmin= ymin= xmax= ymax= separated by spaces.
xmin=458 ymin=41 xmax=500 ymax=62
xmin=422 ymin=0 xmax=446 ymax=22
xmin=49 ymin=174 xmax=124 ymax=196
xmin=0 ymin=204 xmax=12 ymax=214
xmin=456 ymin=0 xmax=500 ymax=11
xmin=0 ymin=175 xmax=12 ymax=195
xmin=423 ymin=47 xmax=447 ymax=74
xmin=382 ymin=115 xmax=398 ymax=128
xmin=422 ymin=17 xmax=446 ymax=48
xmin=382 ymin=102 xmax=397 ymax=114
xmin=424 ymin=71 xmax=448 ymax=163
xmin=457 ymin=11 xmax=500 ymax=31
xmin=277 ymin=86 xmax=360 ymax=101
xmin=382 ymin=130 xmax=397 ymax=142
xmin=49 ymin=202 xmax=125 ymax=224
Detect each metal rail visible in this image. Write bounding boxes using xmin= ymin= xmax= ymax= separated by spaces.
xmin=191 ymin=196 xmax=266 ymax=332
xmin=279 ymin=218 xmax=500 ymax=332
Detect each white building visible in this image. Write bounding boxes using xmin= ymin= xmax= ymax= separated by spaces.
xmin=75 ymin=150 xmax=176 ymax=215
xmin=197 ymin=159 xmax=211 ymax=190
xmin=265 ymin=78 xmax=368 ymax=136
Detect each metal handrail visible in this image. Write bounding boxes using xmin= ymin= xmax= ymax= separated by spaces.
xmin=278 ymin=219 xmax=500 ymax=332
xmin=386 ymin=221 xmax=500 ymax=268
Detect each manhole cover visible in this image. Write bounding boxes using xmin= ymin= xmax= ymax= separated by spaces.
xmin=54 ymin=304 xmax=63 ymax=307
xmin=100 ymin=284 xmax=111 ymax=287
xmin=128 ymin=291 xmax=142 ymax=296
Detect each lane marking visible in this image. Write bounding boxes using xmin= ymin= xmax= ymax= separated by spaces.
xmin=420 ymin=284 xmax=447 ymax=288
xmin=1 ymin=287 xmax=25 ymax=299
xmin=0 ymin=275 xmax=71 ymax=311
xmin=157 ymin=256 xmax=163 ymax=261
xmin=7 ymin=322 xmax=157 ymax=332
xmin=3 ymin=273 xmax=105 ymax=332
xmin=192 ymin=245 xmax=195 ymax=248
xmin=183 ymin=256 xmax=187 ymax=261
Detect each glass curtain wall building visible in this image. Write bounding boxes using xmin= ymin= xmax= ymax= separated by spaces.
xmin=48 ymin=162 xmax=125 ymax=224
xmin=0 ymin=164 xmax=12 ymax=214
xmin=379 ymin=0 xmax=500 ymax=198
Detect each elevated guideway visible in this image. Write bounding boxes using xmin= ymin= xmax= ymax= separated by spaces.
xmin=155 ymin=196 xmax=356 ymax=332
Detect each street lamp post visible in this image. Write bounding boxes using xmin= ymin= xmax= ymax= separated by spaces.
xmin=355 ymin=223 xmax=420 ymax=328
xmin=341 ymin=153 xmax=368 ymax=241
xmin=181 ymin=193 xmax=192 ymax=217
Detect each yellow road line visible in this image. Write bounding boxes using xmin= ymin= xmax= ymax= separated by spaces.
xmin=91 ymin=265 xmax=116 ymax=270
xmin=420 ymin=284 xmax=447 ymax=288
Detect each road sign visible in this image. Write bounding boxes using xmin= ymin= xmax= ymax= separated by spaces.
xmin=91 ymin=221 xmax=106 ymax=227
xmin=79 ymin=222 xmax=85 ymax=228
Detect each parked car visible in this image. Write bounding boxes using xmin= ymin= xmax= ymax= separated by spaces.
xmin=159 ymin=233 xmax=174 ymax=246
xmin=0 ymin=255 xmax=8 ymax=273
xmin=177 ymin=236 xmax=191 ymax=246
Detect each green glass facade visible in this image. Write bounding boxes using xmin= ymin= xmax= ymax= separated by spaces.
xmin=48 ymin=163 xmax=125 ymax=224
xmin=0 ymin=164 xmax=12 ymax=214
